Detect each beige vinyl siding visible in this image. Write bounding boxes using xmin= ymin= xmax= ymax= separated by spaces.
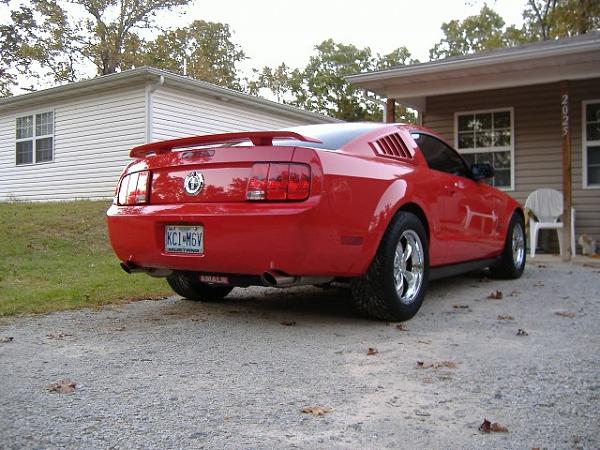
xmin=0 ymin=85 xmax=146 ymax=201
xmin=151 ymin=87 xmax=317 ymax=141
xmin=423 ymin=78 xmax=600 ymax=243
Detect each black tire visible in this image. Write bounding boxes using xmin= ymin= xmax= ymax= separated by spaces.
xmin=351 ymin=212 xmax=429 ymax=321
xmin=167 ymin=272 xmax=233 ymax=301
xmin=489 ymin=212 xmax=526 ymax=279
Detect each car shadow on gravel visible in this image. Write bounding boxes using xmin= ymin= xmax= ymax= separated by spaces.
xmin=153 ymin=270 xmax=502 ymax=326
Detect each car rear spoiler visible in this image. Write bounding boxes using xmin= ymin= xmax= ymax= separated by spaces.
xmin=129 ymin=131 xmax=322 ymax=158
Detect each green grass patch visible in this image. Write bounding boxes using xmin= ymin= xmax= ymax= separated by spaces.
xmin=0 ymin=200 xmax=172 ymax=316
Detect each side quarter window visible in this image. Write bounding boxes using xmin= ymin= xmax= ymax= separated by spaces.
xmin=412 ymin=133 xmax=469 ymax=178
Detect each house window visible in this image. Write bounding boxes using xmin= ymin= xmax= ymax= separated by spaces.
xmin=455 ymin=108 xmax=513 ymax=189
xmin=15 ymin=111 xmax=54 ymax=165
xmin=583 ymin=100 xmax=600 ymax=188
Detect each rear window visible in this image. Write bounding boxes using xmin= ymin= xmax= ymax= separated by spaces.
xmin=276 ymin=123 xmax=383 ymax=150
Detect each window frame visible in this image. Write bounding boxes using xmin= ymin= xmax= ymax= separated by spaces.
xmin=15 ymin=109 xmax=55 ymax=166
xmin=582 ymin=99 xmax=600 ymax=189
xmin=453 ymin=107 xmax=515 ymax=191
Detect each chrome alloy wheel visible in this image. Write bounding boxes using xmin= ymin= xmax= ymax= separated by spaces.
xmin=393 ymin=230 xmax=425 ymax=304
xmin=512 ymin=222 xmax=525 ymax=268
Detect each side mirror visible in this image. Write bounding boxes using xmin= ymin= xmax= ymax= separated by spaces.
xmin=470 ymin=163 xmax=494 ymax=180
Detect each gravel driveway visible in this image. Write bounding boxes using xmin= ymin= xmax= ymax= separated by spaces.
xmin=1 ymin=262 xmax=599 ymax=449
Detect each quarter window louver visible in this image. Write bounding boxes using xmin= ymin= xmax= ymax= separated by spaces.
xmin=370 ymin=133 xmax=412 ymax=160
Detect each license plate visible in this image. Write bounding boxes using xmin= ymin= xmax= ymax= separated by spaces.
xmin=165 ymin=225 xmax=204 ymax=254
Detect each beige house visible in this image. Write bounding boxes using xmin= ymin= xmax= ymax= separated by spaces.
xmin=348 ymin=32 xmax=600 ymax=255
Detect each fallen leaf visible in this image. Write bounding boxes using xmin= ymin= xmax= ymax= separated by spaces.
xmin=47 ymin=332 xmax=72 ymax=340
xmin=487 ymin=290 xmax=503 ymax=300
xmin=453 ymin=304 xmax=469 ymax=309
xmin=555 ymin=311 xmax=576 ymax=318
xmin=509 ymin=290 xmax=520 ymax=297
xmin=416 ymin=340 xmax=431 ymax=345
xmin=533 ymin=282 xmax=544 ymax=287
xmin=491 ymin=422 xmax=509 ymax=432
xmin=516 ymin=328 xmax=529 ymax=336
xmin=416 ymin=360 xmax=457 ymax=369
xmin=113 ymin=326 xmax=126 ymax=331
xmin=0 ymin=336 xmax=14 ymax=343
xmin=479 ymin=418 xmax=508 ymax=433
xmin=301 ymin=406 xmax=331 ymax=416
xmin=367 ymin=347 xmax=379 ymax=356
xmin=395 ymin=324 xmax=409 ymax=331
xmin=280 ymin=321 xmax=297 ymax=326
xmin=537 ymin=264 xmax=547 ymax=268
xmin=497 ymin=315 xmax=514 ymax=321
xmin=47 ymin=379 xmax=76 ymax=394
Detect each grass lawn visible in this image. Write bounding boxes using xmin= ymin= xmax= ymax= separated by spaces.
xmin=0 ymin=200 xmax=172 ymax=316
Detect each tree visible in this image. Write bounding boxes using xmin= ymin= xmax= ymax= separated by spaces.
xmin=0 ymin=5 xmax=39 ymax=96
xmin=251 ymin=39 xmax=418 ymax=122
xmin=136 ymin=20 xmax=246 ymax=89
xmin=2 ymin=0 xmax=192 ymax=88
xmin=429 ymin=4 xmax=526 ymax=60
xmin=430 ymin=1 xmax=600 ymax=61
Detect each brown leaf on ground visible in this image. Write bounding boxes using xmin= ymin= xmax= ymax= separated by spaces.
xmin=497 ymin=315 xmax=514 ymax=321
xmin=491 ymin=422 xmax=509 ymax=432
xmin=367 ymin=347 xmax=379 ymax=356
xmin=416 ymin=340 xmax=431 ymax=344
xmin=537 ymin=264 xmax=547 ymax=268
xmin=0 ymin=336 xmax=14 ymax=343
xmin=453 ymin=304 xmax=469 ymax=309
xmin=395 ymin=324 xmax=409 ymax=331
xmin=47 ymin=379 xmax=76 ymax=394
xmin=516 ymin=328 xmax=529 ymax=336
xmin=555 ymin=311 xmax=576 ymax=318
xmin=509 ymin=289 xmax=520 ymax=297
xmin=301 ymin=406 xmax=332 ymax=416
xmin=280 ymin=321 xmax=297 ymax=326
xmin=487 ymin=290 xmax=503 ymax=300
xmin=416 ymin=360 xmax=457 ymax=369
xmin=113 ymin=326 xmax=126 ymax=331
xmin=47 ymin=332 xmax=72 ymax=340
xmin=533 ymin=282 xmax=544 ymax=287
xmin=479 ymin=418 xmax=508 ymax=433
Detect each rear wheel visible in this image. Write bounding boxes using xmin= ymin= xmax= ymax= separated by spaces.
xmin=167 ymin=272 xmax=233 ymax=301
xmin=490 ymin=213 xmax=526 ymax=279
xmin=351 ymin=212 xmax=429 ymax=321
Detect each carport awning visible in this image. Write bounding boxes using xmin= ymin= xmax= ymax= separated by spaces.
xmin=346 ymin=32 xmax=600 ymax=111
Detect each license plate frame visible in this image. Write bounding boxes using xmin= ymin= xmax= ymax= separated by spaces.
xmin=165 ymin=225 xmax=204 ymax=254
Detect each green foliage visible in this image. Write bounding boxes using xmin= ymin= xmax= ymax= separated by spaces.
xmin=250 ymin=39 xmax=418 ymax=122
xmin=133 ymin=20 xmax=246 ymax=89
xmin=430 ymin=1 xmax=600 ymax=60
xmin=0 ymin=201 xmax=172 ymax=316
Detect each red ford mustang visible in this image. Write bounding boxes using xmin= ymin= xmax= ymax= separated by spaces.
xmin=107 ymin=123 xmax=526 ymax=321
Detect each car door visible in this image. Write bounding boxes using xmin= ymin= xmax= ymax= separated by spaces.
xmin=411 ymin=133 xmax=499 ymax=264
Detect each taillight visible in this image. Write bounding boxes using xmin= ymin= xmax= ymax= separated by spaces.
xmin=246 ymin=163 xmax=310 ymax=201
xmin=117 ymin=170 xmax=150 ymax=205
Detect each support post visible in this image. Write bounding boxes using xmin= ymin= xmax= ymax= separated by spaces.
xmin=385 ymin=98 xmax=395 ymax=123
xmin=560 ymin=80 xmax=573 ymax=261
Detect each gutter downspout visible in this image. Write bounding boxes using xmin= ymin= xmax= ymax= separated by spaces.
xmin=145 ymin=74 xmax=165 ymax=144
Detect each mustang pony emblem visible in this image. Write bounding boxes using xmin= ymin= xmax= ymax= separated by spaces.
xmin=183 ymin=171 xmax=204 ymax=195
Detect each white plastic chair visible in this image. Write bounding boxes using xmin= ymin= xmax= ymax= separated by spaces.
xmin=525 ymin=188 xmax=575 ymax=257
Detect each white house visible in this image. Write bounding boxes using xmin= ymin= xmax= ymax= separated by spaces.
xmin=0 ymin=67 xmax=338 ymax=201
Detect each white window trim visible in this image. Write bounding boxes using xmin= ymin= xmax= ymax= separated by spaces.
xmin=15 ymin=109 xmax=55 ymax=166
xmin=582 ymin=99 xmax=600 ymax=189
xmin=453 ymin=106 xmax=515 ymax=191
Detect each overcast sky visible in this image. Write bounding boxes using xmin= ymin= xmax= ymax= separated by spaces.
xmin=184 ymin=0 xmax=527 ymax=73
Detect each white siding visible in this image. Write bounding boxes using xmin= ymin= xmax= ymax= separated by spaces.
xmin=0 ymin=85 xmax=147 ymax=201
xmin=151 ymin=87 xmax=316 ymax=141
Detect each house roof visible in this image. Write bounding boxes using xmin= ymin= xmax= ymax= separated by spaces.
xmin=346 ymin=32 xmax=600 ymax=111
xmin=0 ymin=67 xmax=340 ymax=123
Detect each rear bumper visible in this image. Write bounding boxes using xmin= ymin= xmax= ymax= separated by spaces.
xmin=106 ymin=199 xmax=365 ymax=277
